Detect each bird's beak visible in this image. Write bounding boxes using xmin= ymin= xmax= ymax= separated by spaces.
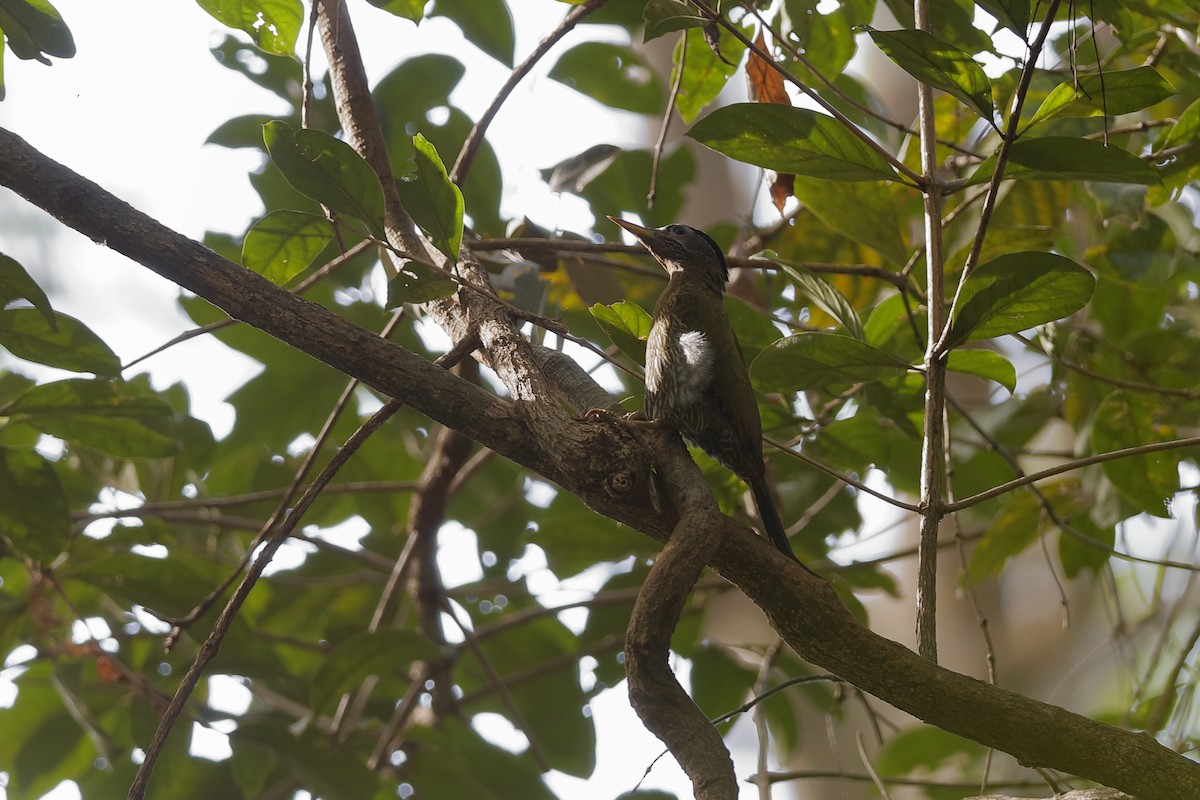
xmin=608 ymin=215 xmax=656 ymax=246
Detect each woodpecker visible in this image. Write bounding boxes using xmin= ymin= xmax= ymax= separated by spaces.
xmin=609 ymin=216 xmax=806 ymax=566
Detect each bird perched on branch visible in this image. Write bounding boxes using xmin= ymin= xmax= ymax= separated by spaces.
xmin=608 ymin=216 xmax=809 ymax=568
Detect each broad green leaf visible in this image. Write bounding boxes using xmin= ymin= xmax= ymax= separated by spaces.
xmin=393 ymin=133 xmax=464 ymax=259
xmin=1157 ymin=96 xmax=1200 ymax=153
xmin=1058 ymin=515 xmax=1115 ymax=578
xmin=875 ymin=724 xmax=986 ymax=775
xmin=3 ymin=378 xmax=178 ymax=457
xmin=0 ymin=308 xmax=120 ymax=376
xmin=431 ymin=0 xmax=514 ymax=67
xmin=400 ymin=719 xmax=559 ymax=800
xmin=792 ymin=177 xmax=907 ymax=264
xmin=590 ymin=300 xmax=652 ymax=364
xmin=969 ymin=136 xmax=1161 ymax=186
xmin=644 ymin=0 xmax=704 ymax=41
xmin=1029 ymin=67 xmax=1175 ymax=126
xmin=975 ymin=0 xmax=1031 ymax=37
xmin=234 ymin=719 xmax=382 ymax=800
xmin=863 ymin=292 xmax=912 ymax=347
xmin=766 ymin=256 xmax=866 ymax=340
xmin=0 ymin=252 xmax=53 ymax=324
xmin=549 ymin=41 xmax=664 ymax=114
xmin=690 ymin=646 xmax=756 ymax=729
xmin=867 ymin=27 xmax=994 ymax=121
xmin=1091 ymin=391 xmax=1178 ymax=518
xmin=195 ymin=0 xmax=301 ymax=56
xmin=262 ymin=120 xmax=386 ymax=233
xmin=673 ymin=24 xmax=747 ymax=123
xmin=0 ymin=447 xmax=70 ymax=562
xmin=946 ymin=252 xmax=1094 ymax=347
xmin=751 ymin=331 xmax=909 ymax=392
xmin=0 ymin=0 xmax=74 ymax=62
xmin=364 ymin=0 xmax=424 ymax=21
xmin=945 ymin=349 xmax=1016 ymax=392
xmin=312 ymin=631 xmax=441 ymax=714
xmin=968 ymin=491 xmax=1042 ymax=582
xmin=241 ymin=210 xmax=333 ymax=284
xmin=688 ymin=103 xmax=899 ymax=181
xmin=386 ymin=260 xmax=458 ymax=306
xmin=577 ymin=147 xmax=695 ymax=228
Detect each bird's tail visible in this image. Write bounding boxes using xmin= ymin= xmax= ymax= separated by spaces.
xmin=750 ymin=478 xmax=818 ymax=575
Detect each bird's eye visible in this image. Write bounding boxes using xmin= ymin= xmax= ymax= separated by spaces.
xmin=667 ymin=224 xmax=689 ymax=235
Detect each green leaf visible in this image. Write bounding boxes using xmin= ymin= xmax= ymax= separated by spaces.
xmin=945 ymin=252 xmax=1094 ymax=347
xmin=0 ymin=252 xmax=54 ymax=324
xmin=945 ymin=349 xmax=1016 ymax=393
xmin=262 ymin=120 xmax=386 ymax=233
xmin=241 ymin=210 xmax=333 ymax=284
xmin=673 ymin=25 xmax=746 ymax=123
xmin=875 ymin=724 xmax=985 ymax=775
xmin=863 ymin=292 xmax=912 ymax=347
xmin=1091 ymin=391 xmax=1178 ymax=518
xmin=364 ymin=0 xmax=424 ymax=21
xmin=969 ymin=136 xmax=1162 ymax=186
xmin=195 ymin=0 xmax=301 ymax=56
xmin=576 ymin=147 xmax=695 ymax=228
xmin=690 ymin=646 xmax=755 ymax=728
xmin=2 ymin=378 xmax=178 ymax=457
xmin=792 ymin=177 xmax=907 ymax=265
xmin=549 ymin=41 xmax=663 ymax=114
xmin=312 ymin=630 xmax=441 ymax=714
xmin=688 ymin=103 xmax=899 ymax=182
xmin=1028 ymin=66 xmax=1175 ymax=126
xmin=0 ymin=446 xmax=70 ymax=562
xmin=1156 ymin=96 xmax=1200 ymax=153
xmin=234 ymin=719 xmax=382 ymax=800
xmin=751 ymin=332 xmax=909 ymax=392
xmin=386 ymin=260 xmax=458 ymax=306
xmin=590 ymin=300 xmax=652 ymax=364
xmin=1058 ymin=515 xmax=1115 ymax=578
xmin=0 ymin=0 xmax=74 ymax=63
xmin=431 ymin=0 xmax=514 ymax=66
xmin=968 ymin=491 xmax=1042 ymax=582
xmin=400 ymin=719 xmax=559 ymax=800
xmin=644 ymin=0 xmax=705 ymax=41
xmin=766 ymin=256 xmax=866 ymax=340
xmin=393 ymin=133 xmax=464 ymax=259
xmin=975 ymin=0 xmax=1031 ymax=38
xmin=867 ymin=27 xmax=994 ymax=121
xmin=0 ymin=308 xmax=120 ymax=376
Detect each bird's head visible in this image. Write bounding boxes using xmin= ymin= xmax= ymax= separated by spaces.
xmin=608 ymin=216 xmax=728 ymax=290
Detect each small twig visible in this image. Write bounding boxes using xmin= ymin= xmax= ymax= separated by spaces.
xmin=450 ymin=0 xmax=608 ymax=184
xmin=857 ymin=731 xmax=894 ymax=800
xmin=649 ymin=31 xmax=686 ymax=208
xmin=947 ymin=436 xmax=1200 ymax=514
xmin=766 ymin=436 xmax=921 ymax=513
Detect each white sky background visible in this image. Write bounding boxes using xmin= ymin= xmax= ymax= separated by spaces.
xmin=0 ymin=2 xmax=769 ymax=799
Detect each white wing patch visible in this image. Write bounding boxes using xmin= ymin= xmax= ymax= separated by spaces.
xmin=678 ymin=330 xmax=713 ymax=393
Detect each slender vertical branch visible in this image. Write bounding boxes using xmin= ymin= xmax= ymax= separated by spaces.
xmin=914 ymin=0 xmax=945 ymax=663
xmin=935 ymin=0 xmax=1065 ymax=355
xmin=450 ymin=0 xmax=608 ymax=185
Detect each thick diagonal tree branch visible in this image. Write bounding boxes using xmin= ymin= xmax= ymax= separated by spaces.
xmin=2 ymin=128 xmax=1200 ymax=798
